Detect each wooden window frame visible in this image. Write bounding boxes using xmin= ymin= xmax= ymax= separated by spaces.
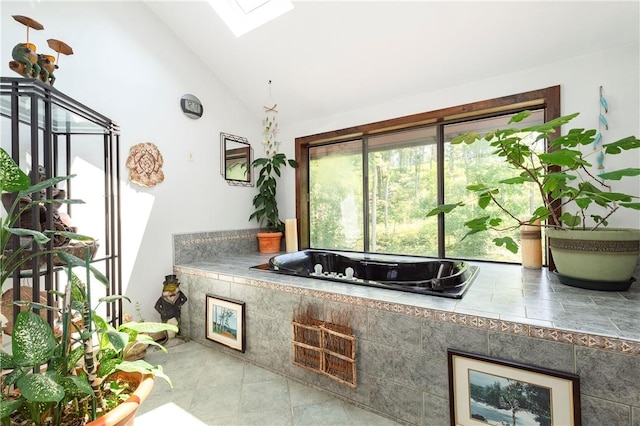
xmin=295 ymin=86 xmax=560 ymax=263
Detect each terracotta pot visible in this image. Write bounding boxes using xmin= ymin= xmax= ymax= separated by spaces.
xmin=88 ymin=372 xmax=154 ymax=426
xmin=257 ymin=231 xmax=283 ymax=254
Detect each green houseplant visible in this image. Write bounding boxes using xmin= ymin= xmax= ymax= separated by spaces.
xmin=249 ymin=153 xmax=297 ymax=253
xmin=1 ymin=275 xmax=177 ymax=426
xmin=427 ymin=110 xmax=640 ymax=289
xmin=0 ymin=148 xmax=177 ymax=425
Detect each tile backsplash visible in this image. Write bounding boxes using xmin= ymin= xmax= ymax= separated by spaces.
xmin=173 ymin=229 xmax=259 ymax=264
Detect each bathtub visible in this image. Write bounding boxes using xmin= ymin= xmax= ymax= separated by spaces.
xmin=253 ymin=249 xmax=479 ymax=299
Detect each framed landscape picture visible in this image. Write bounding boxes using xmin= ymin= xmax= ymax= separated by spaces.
xmin=448 ymin=349 xmax=581 ymax=426
xmin=205 ymin=294 xmax=245 ymax=352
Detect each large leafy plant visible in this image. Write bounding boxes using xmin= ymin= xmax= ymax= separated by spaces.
xmin=427 ymin=111 xmax=640 ymax=253
xmin=249 ymin=153 xmax=297 ymax=232
xmin=0 ymin=147 xmax=90 ymax=283
xmin=0 ymin=270 xmax=177 ymax=425
xmin=0 ymin=148 xmax=177 ymax=425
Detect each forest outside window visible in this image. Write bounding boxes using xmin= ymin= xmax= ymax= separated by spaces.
xmin=295 ymin=86 xmax=560 ymax=263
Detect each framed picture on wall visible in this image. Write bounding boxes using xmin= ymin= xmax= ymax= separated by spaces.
xmin=205 ymin=294 xmax=245 ymax=352
xmin=448 ymin=349 xmax=581 ymax=426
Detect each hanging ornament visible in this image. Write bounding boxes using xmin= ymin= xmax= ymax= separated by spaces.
xmin=599 ymin=113 xmax=609 ymax=130
xmin=595 ymin=86 xmax=609 ymax=174
xmin=262 ymin=80 xmax=281 ymax=157
xmin=600 ymin=90 xmax=609 ymax=113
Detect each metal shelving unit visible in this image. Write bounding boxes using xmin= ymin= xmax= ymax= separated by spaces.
xmin=0 ymin=76 xmax=122 ymax=327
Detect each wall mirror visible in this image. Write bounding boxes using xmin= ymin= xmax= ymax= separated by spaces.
xmin=220 ymin=132 xmax=252 ymax=186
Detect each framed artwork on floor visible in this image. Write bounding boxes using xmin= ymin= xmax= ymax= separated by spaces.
xmin=205 ymin=294 xmax=245 ymax=352
xmin=448 ymin=349 xmax=581 ymax=426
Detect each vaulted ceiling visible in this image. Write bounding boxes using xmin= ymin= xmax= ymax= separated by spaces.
xmin=144 ymin=1 xmax=639 ymax=124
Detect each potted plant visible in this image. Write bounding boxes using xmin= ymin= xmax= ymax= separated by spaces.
xmin=1 ymin=284 xmax=177 ymax=426
xmin=0 ymin=148 xmax=178 ymax=425
xmin=427 ymin=110 xmax=640 ymax=290
xmin=249 ymin=152 xmax=297 ymax=253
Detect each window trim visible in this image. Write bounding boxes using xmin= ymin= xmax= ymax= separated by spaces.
xmin=295 ymin=86 xmax=561 ymax=260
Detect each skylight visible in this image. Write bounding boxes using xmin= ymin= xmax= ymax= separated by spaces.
xmin=209 ymin=0 xmax=294 ymax=37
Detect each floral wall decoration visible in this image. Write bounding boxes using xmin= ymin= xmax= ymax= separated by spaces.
xmin=126 ymin=141 xmax=165 ymax=187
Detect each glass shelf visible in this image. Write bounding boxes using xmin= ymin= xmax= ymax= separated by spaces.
xmin=1 ymin=76 xmax=123 ymax=326
xmin=0 ymin=77 xmax=119 ymax=135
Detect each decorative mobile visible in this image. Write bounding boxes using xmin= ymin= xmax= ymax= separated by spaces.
xmin=594 ymin=86 xmax=609 ymax=175
xmin=262 ymin=80 xmax=281 ymax=157
xmin=125 ymin=142 xmax=165 ymax=187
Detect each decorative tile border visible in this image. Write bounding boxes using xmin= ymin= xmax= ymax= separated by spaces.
xmin=176 ymin=233 xmax=256 ymax=246
xmin=172 ymin=229 xmax=259 ymax=264
xmin=175 ymin=265 xmax=640 ymax=357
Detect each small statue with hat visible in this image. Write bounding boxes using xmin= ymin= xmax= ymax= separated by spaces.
xmin=154 ymin=274 xmax=187 ymax=336
xmin=9 ymin=15 xmax=44 ymax=79
xmin=9 ymin=15 xmax=74 ymax=85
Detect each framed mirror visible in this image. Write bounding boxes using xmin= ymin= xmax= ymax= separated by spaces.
xmin=220 ymin=132 xmax=252 ymax=186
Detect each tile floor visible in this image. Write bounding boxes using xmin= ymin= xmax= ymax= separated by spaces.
xmin=135 ymin=338 xmax=402 ymax=426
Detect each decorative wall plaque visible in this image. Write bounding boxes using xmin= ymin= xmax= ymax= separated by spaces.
xmin=126 ymin=142 xmax=164 ymax=187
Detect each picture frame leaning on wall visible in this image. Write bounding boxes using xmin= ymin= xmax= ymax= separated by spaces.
xmin=448 ymin=349 xmax=581 ymax=426
xmin=205 ymin=294 xmax=246 ymax=352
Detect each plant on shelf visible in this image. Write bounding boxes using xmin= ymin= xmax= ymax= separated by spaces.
xmin=427 ymin=110 xmax=640 ymax=288
xmin=0 ymin=148 xmax=178 ymax=425
xmin=0 ymin=149 xmax=91 ymax=286
xmin=249 ymin=101 xmax=298 ymax=253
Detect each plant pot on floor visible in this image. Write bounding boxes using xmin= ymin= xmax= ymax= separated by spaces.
xmin=88 ymin=371 xmax=154 ymax=426
xmin=547 ymin=228 xmax=640 ymax=291
xmin=257 ymin=232 xmax=283 ymax=254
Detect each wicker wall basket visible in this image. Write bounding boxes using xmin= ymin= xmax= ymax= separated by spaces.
xmin=292 ymin=319 xmax=357 ymax=388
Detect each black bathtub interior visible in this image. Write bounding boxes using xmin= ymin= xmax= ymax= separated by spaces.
xmin=251 ymin=249 xmax=479 ymax=299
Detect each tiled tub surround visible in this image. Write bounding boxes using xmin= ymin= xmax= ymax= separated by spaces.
xmin=173 ymin=230 xmax=640 ymax=425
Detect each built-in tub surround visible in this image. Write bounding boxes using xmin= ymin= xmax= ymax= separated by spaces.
xmin=173 ymin=230 xmax=640 ymax=425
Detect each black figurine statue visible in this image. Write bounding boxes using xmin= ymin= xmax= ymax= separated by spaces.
xmin=154 ymin=274 xmax=187 ymax=335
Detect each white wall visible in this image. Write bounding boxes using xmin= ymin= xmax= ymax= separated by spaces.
xmin=2 ymin=1 xmax=638 ymax=321
xmin=1 ymin=1 xmax=261 ymax=321
xmin=281 ymin=43 xmax=640 ymax=230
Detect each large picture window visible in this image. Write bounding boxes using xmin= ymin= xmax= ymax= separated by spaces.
xmin=295 ymin=87 xmax=560 ymax=263
xmin=442 ymin=112 xmax=545 ymax=262
xmin=309 ymin=139 xmax=364 ymax=250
